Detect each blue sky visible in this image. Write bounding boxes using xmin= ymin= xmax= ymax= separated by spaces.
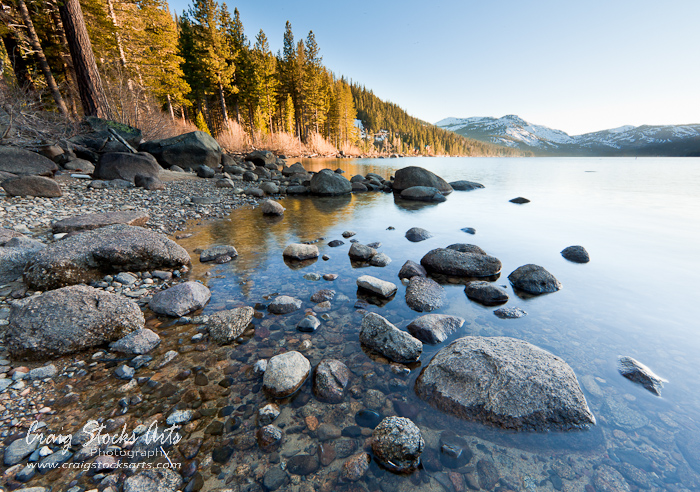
xmin=168 ymin=0 xmax=700 ymax=135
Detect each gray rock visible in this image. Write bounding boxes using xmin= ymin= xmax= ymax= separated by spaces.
xmin=245 ymin=150 xmax=276 ymax=166
xmin=69 ymin=117 xmax=142 ymax=152
xmin=314 ymin=359 xmax=351 ymax=403
xmin=0 ymin=236 xmax=45 ymax=284
xmin=196 ymin=164 xmax=215 ymax=178
xmin=297 ymin=315 xmax=320 ymax=332
xmin=447 ymin=243 xmax=486 ymax=255
xmin=369 ymin=252 xmax=392 ymax=267
xmin=134 ymin=174 xmax=165 ymax=190
xmin=263 ymin=351 xmax=310 ymax=398
xmin=123 ymin=468 xmax=183 ymax=492
xmin=287 ymin=454 xmax=320 ymax=475
xmin=405 ymin=276 xmax=445 ymax=312
xmin=310 ymin=289 xmax=335 ymax=303
xmin=508 ymin=264 xmax=561 ymax=294
xmin=0 ymin=146 xmax=58 ymax=176
xmin=561 ymin=245 xmax=590 ymax=263
xmin=310 ymin=169 xmax=352 ymax=195
xmin=7 ymin=285 xmax=144 ymax=359
xmin=449 ymin=180 xmax=484 ymax=191
xmin=200 ymin=245 xmax=238 ymax=262
xmin=259 ymin=181 xmax=279 ymax=194
xmin=191 ymin=196 xmax=220 ymax=205
xmin=109 ymin=329 xmax=161 ymax=355
xmin=464 ymin=281 xmax=509 ymax=305
xmin=287 ymin=185 xmax=308 ymax=194
xmin=244 ymin=187 xmax=264 ymax=197
xmin=0 ymin=228 xmax=24 ymax=245
xmin=24 ymin=224 xmax=190 ymax=291
xmin=261 ymin=199 xmax=285 ymax=215
xmin=114 ymin=272 xmax=137 ymax=285
xmin=258 ymin=403 xmax=281 ymax=425
xmin=493 ymin=307 xmax=527 ymax=319
xmin=421 ymin=248 xmax=502 ymax=277
xmin=348 ymin=243 xmax=376 ymax=260
xmin=4 ymin=435 xmax=40 ymax=465
xmin=282 ymin=162 xmax=307 ymax=176
xmin=407 ymin=314 xmax=465 ymax=344
xmin=618 ymin=356 xmax=665 ymax=396
xmin=139 ymin=131 xmax=222 ymax=170
xmin=63 ymin=158 xmax=95 ymax=173
xmin=263 ymin=466 xmax=289 ymax=491
xmin=51 ymin=211 xmax=149 ymax=234
xmin=28 ymin=364 xmax=58 ymax=379
xmin=405 ymin=227 xmax=432 ymax=242
xmin=94 ymin=152 xmax=161 ymax=182
xmin=283 ymin=243 xmax=319 ymax=260
xmin=509 ymin=196 xmax=530 ymax=204
xmin=371 ymin=416 xmax=424 ymax=472
xmin=115 ymin=364 xmax=135 ymax=379
xmin=398 ymin=260 xmax=427 ymax=280
xmin=400 ymin=186 xmax=447 ymax=202
xmin=415 ymin=336 xmax=596 ymax=431
xmin=392 ymin=166 xmax=453 ymax=194
xmin=215 ymin=178 xmax=235 ymax=188
xmin=206 ymin=307 xmax=255 ymax=344
xmin=268 ymin=295 xmax=302 ymax=314
xmin=357 ymin=275 xmax=397 ymax=298
xmin=342 ymin=231 xmax=357 ymax=238
xmin=166 ymin=409 xmax=193 ymax=425
xmin=149 ymin=281 xmax=211 ymax=317
xmin=359 ymin=312 xmax=422 ymax=363
xmin=1 ymin=176 xmax=62 ymax=197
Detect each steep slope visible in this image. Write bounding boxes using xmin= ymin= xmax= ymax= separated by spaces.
xmin=436 ymin=116 xmax=700 ymax=156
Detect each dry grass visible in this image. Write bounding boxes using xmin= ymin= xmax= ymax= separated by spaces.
xmin=217 ymin=120 xmax=252 ymax=153
xmin=305 ymin=132 xmax=338 ymax=156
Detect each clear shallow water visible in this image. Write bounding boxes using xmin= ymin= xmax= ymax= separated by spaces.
xmin=169 ymin=157 xmax=700 ymax=490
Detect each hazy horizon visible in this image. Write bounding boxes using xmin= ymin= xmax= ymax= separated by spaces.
xmin=168 ymin=0 xmax=700 ymax=136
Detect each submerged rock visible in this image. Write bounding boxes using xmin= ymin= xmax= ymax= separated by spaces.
xmin=263 ymin=351 xmax=310 ymax=398
xmin=561 ymin=245 xmax=590 ymax=263
xmin=508 ymin=264 xmax=561 ymax=294
xmin=7 ymin=285 xmax=144 ymax=359
xmin=449 ymin=180 xmax=484 ymax=191
xmin=200 ymin=245 xmax=238 ymax=262
xmin=359 ymin=312 xmax=422 ymax=363
xmin=24 ymin=224 xmax=190 ymax=291
xmin=314 ymin=359 xmax=351 ymax=403
xmin=357 ymin=275 xmax=397 ymax=298
xmin=415 ymin=336 xmax=596 ymax=431
xmin=407 ymin=314 xmax=465 ymax=344
xmin=123 ymin=468 xmax=183 ymax=492
xmin=421 ymin=248 xmax=502 ymax=277
xmin=149 ymin=281 xmax=211 ymax=317
xmin=405 ymin=227 xmax=432 ymax=242
xmin=400 ymin=186 xmax=447 ymax=202
xmin=405 ymin=276 xmax=445 ymax=312
xmin=371 ymin=416 xmax=424 ymax=473
xmin=618 ymin=356 xmax=666 ymax=396
xmin=268 ymin=295 xmax=302 ymax=314
xmin=493 ymin=307 xmax=527 ymax=319
xmin=206 ymin=307 xmax=255 ymax=344
xmin=110 ymin=329 xmax=161 ymax=355
xmin=464 ymin=281 xmax=509 ymax=305
xmin=283 ymin=243 xmax=319 ymax=260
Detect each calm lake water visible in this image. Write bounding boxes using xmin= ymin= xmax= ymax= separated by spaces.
xmin=165 ymin=157 xmax=700 ymax=490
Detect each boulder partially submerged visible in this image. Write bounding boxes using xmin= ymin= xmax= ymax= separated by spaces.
xmin=618 ymin=356 xmax=666 ymax=396
xmin=7 ymin=285 xmax=144 ymax=359
xmin=415 ymin=336 xmax=595 ymax=431
xmin=406 ymin=314 xmax=465 ymax=344
xmin=421 ymin=248 xmax=502 ymax=277
xmin=24 ymin=224 xmax=190 ymax=290
xmin=508 ymin=264 xmax=561 ymax=294
xmin=392 ymin=166 xmax=453 ymax=195
xmin=310 ymin=169 xmax=352 ymax=195
xmin=359 ymin=313 xmax=422 ymax=363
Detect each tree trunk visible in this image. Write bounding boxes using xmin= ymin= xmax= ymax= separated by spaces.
xmin=1 ymin=34 xmax=36 ymax=91
xmin=16 ymin=0 xmax=69 ymax=117
xmin=59 ymin=0 xmax=112 ymax=119
xmin=166 ymin=94 xmax=175 ymax=121
xmin=49 ymin=7 xmax=79 ymax=117
xmin=218 ymin=82 xmax=229 ymax=128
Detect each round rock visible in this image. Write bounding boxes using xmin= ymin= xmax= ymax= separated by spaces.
xmin=371 ymin=416 xmax=424 ymax=473
xmin=149 ymin=281 xmax=211 ymax=317
xmin=109 ymin=328 xmax=161 ymax=355
xmin=392 ymin=166 xmax=453 ymax=194
xmin=421 ymin=248 xmax=502 ymax=277
xmin=313 ymin=359 xmax=351 ymax=403
xmin=561 ymin=245 xmax=590 ymax=263
xmin=261 ymin=199 xmax=285 ymax=216
xmin=405 ymin=227 xmax=432 ymax=242
xmin=508 ymin=264 xmax=561 ymax=294
xmin=263 ymin=351 xmax=310 ymax=398
xmin=268 ymin=295 xmax=302 ymax=314
xmin=464 ymin=281 xmax=509 ymax=305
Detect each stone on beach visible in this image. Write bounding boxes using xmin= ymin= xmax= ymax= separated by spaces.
xmin=283 ymin=243 xmax=319 ymax=260
xmin=51 ymin=211 xmax=149 ymax=234
xmin=357 ymin=275 xmax=397 ymax=298
xmin=421 ymin=248 xmax=502 ymax=277
xmin=139 ymin=130 xmax=222 ymax=170
xmin=94 ymin=152 xmax=161 ymax=182
xmin=0 ymin=236 xmax=45 ymax=284
xmin=359 ymin=312 xmax=422 ymax=363
xmin=0 ymin=146 xmax=58 ymax=176
xmin=263 ymin=351 xmax=311 ymax=398
xmin=206 ymin=307 xmax=255 ymax=344
xmin=407 ymin=314 xmax=465 ymax=344
xmin=415 ymin=336 xmax=596 ymax=431
xmin=24 ymin=224 xmax=190 ymax=291
xmin=7 ymin=285 xmax=144 ymax=359
xmin=508 ymin=264 xmax=561 ymax=294
xmin=149 ymin=281 xmax=211 ymax=317
xmin=109 ymin=328 xmax=161 ymax=355
xmin=1 ymin=176 xmax=62 ymax=197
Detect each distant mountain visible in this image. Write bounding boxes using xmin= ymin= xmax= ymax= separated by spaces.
xmin=435 ymin=115 xmax=700 ymax=156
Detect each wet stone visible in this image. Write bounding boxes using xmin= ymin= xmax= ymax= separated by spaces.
xmin=258 ymin=403 xmax=281 ymax=426
xmin=194 ymin=373 xmax=208 ymax=386
xmin=477 ymin=459 xmax=499 ymax=490
xmin=328 ymin=240 xmax=344 ymax=247
xmin=509 ymin=196 xmax=530 ymax=204
xmin=257 ymin=425 xmax=283 ymax=452
xmin=286 ymin=454 xmax=320 ymax=475
xmin=398 ymin=260 xmax=427 ymax=280
xmin=311 ymin=289 xmax=336 ymax=303
xmin=263 ymin=466 xmax=289 ymax=491
xmin=268 ymin=295 xmax=302 ymax=314
xmin=405 ymin=227 xmax=432 ymax=242
xmin=371 ymin=416 xmax=424 ymax=473
xmin=439 ymin=431 xmax=473 ymax=469
xmin=317 ymin=423 xmax=342 ymax=441
xmin=318 ymin=442 xmax=336 ymax=466
xmin=297 ymin=315 xmax=320 ymax=332
xmin=341 ymin=452 xmax=371 ymax=482
xmin=618 ymin=356 xmax=665 ymax=396
xmin=493 ymin=307 xmax=527 ymax=319
xmin=561 ymin=245 xmax=590 ymax=263
xmin=355 ymin=409 xmax=382 ymax=428
xmin=464 ymin=281 xmax=509 ymax=305
xmin=314 ymin=359 xmax=351 ymax=403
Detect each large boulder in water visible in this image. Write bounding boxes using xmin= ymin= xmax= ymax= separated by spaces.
xmin=400 ymin=186 xmax=447 ymax=202
xmin=421 ymin=248 xmax=501 ymax=277
xmin=7 ymin=285 xmax=144 ymax=359
xmin=392 ymin=166 xmax=453 ymax=195
xmin=310 ymin=169 xmax=352 ymax=195
xmin=508 ymin=264 xmax=561 ymax=294
xmin=0 ymin=146 xmax=58 ymax=176
xmin=415 ymin=336 xmax=596 ymax=431
xmin=24 ymin=224 xmax=190 ymax=290
xmin=94 ymin=152 xmax=161 ymax=182
xmin=1 ymin=176 xmax=62 ymax=197
xmin=140 ymin=131 xmax=222 ymax=170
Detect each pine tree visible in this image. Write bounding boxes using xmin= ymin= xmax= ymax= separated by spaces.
xmin=251 ymin=29 xmax=277 ymax=133
xmin=194 ymin=110 xmax=211 ymax=134
xmin=303 ymin=30 xmax=324 ymax=136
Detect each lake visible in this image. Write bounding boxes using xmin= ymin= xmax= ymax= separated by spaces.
xmin=135 ymin=157 xmax=700 ymax=490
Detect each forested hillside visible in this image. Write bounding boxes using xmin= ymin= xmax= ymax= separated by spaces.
xmin=0 ymin=0 xmax=516 ymax=156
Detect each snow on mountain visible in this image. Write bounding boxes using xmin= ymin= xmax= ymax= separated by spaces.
xmin=436 ymin=116 xmax=700 ymax=156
